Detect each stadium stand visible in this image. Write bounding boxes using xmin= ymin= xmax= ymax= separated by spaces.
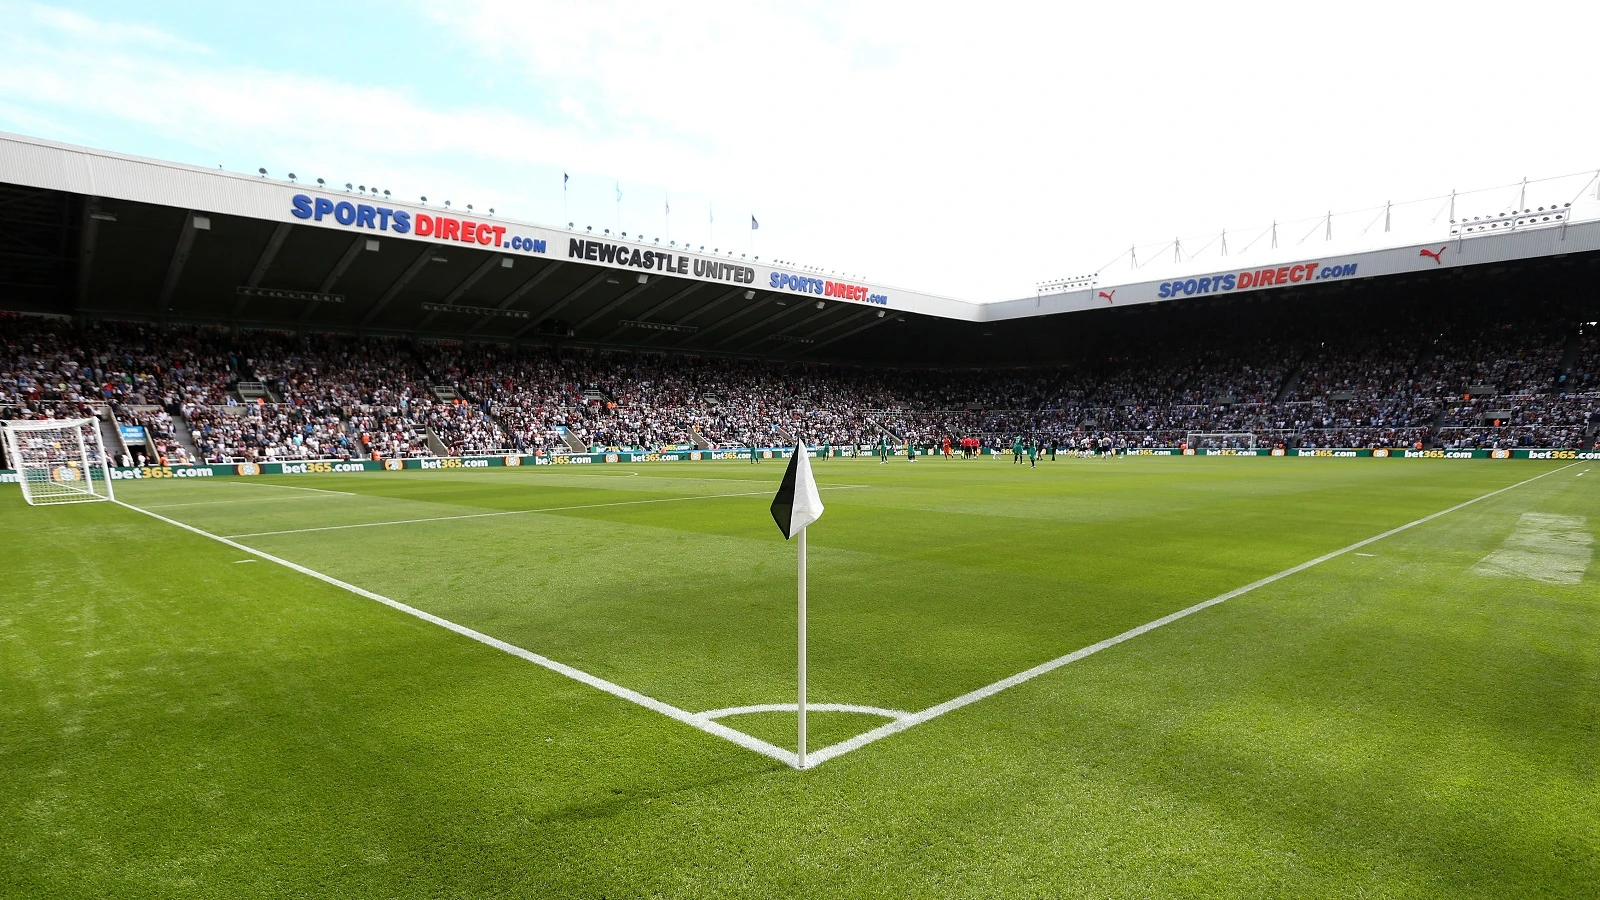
xmin=4 ymin=284 xmax=1597 ymax=462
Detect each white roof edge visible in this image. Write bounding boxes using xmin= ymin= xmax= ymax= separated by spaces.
xmin=0 ymin=131 xmax=983 ymax=321
xmin=4 ymin=131 xmax=1598 ymax=325
xmin=980 ymin=217 xmax=1600 ymax=321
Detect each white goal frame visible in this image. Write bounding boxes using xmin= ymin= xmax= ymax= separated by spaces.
xmin=1 ymin=418 xmax=116 ymax=506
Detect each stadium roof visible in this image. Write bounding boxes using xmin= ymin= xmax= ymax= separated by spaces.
xmin=4 ymin=131 xmax=1600 ymax=365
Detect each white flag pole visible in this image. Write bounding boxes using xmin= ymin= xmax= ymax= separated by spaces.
xmin=798 ymin=523 xmax=808 ymax=769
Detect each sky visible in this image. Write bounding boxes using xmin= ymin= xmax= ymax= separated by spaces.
xmin=2 ymin=1 xmax=1598 ymax=301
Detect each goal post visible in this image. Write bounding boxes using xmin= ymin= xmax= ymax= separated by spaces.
xmin=1 ymin=418 xmax=116 ymax=506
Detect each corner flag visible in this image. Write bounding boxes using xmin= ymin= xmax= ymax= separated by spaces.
xmin=770 ymin=441 xmax=823 ymax=769
xmin=771 ymin=440 xmax=823 ymax=539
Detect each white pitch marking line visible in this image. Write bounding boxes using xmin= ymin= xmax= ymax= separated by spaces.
xmin=800 ymin=462 xmax=1582 ymax=768
xmin=1354 ymin=552 xmax=1376 ymax=557
xmin=695 ymin=703 xmax=911 ymax=723
xmin=229 ymin=480 xmax=356 ymax=496
xmin=221 ymin=490 xmax=777 ymax=538
xmin=233 ymin=559 xmax=257 ymax=564
xmin=112 ymin=498 xmax=801 ymax=769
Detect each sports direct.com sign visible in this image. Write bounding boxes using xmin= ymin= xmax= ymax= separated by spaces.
xmin=290 ymin=194 xmax=549 ymax=255
xmin=1157 ymin=261 xmax=1361 ymax=299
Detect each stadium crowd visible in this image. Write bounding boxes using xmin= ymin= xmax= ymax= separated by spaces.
xmin=1 ymin=307 xmax=1595 ymax=465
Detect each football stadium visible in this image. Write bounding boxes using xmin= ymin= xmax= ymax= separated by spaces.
xmin=2 ymin=15 xmax=1599 ymax=899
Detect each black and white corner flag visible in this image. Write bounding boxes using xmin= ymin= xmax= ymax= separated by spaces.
xmin=770 ymin=441 xmax=824 ymax=539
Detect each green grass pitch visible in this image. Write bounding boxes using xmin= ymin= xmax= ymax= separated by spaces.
xmin=2 ymin=455 xmax=1595 ymax=897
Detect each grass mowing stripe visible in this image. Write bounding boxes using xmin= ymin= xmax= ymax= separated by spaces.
xmin=219 ymin=485 xmax=870 ymax=538
xmin=222 ymin=490 xmax=775 ymax=537
xmin=142 ymin=494 xmax=354 ymax=509
xmin=112 ymin=498 xmax=803 ymax=768
xmin=228 ymin=480 xmax=356 ymax=495
xmin=803 ymin=461 xmax=1581 ymax=767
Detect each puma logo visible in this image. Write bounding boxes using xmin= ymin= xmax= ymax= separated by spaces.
xmin=1098 ymin=290 xmax=1116 ymax=304
xmin=1419 ymin=246 xmax=1446 ymax=264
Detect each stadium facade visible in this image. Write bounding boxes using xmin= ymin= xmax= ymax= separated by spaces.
xmin=4 ymin=130 xmax=1600 ymax=367
xmin=1 ymin=130 xmax=1597 ymax=470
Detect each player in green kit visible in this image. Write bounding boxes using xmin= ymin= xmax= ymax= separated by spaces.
xmin=878 ymin=434 xmax=889 ymax=464
xmin=1012 ymin=436 xmax=1023 ymax=464
xmin=1028 ymin=439 xmax=1038 ymax=468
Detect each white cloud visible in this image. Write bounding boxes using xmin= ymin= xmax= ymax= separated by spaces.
xmin=2 ymin=1 xmax=1599 ymax=300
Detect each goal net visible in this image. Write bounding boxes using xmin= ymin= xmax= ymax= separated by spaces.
xmin=1185 ymin=431 xmax=1259 ymax=450
xmin=1 ymin=418 xmax=116 ymax=506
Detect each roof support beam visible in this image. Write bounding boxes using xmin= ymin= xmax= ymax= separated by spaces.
xmin=794 ymin=307 xmax=872 ymax=341
xmin=466 ymin=261 xmax=564 ymax=334
xmin=790 ymin=311 xmax=892 ymax=357
xmin=511 ymin=270 xmax=611 ymax=338
xmin=320 ymin=235 xmax=367 ymax=294
xmin=415 ymin=253 xmax=504 ymax=330
xmin=157 ymin=212 xmax=199 ymax=314
xmin=597 ymin=281 xmax=703 ymax=340
xmin=715 ymin=301 xmax=809 ymax=346
xmin=673 ymin=294 xmax=773 ymax=348
xmin=571 ymin=275 xmax=672 ymax=333
xmin=359 ymin=246 xmax=435 ymax=327
xmin=758 ymin=305 xmax=833 ymax=342
xmin=295 ymin=235 xmax=369 ymax=322
xmin=75 ymin=196 xmax=101 ymax=312
xmin=637 ymin=286 xmax=745 ymax=346
xmin=234 ymin=222 xmax=292 ymax=315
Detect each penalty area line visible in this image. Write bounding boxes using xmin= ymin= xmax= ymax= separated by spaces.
xmin=112 ymin=498 xmax=802 ymax=769
xmin=802 ymin=462 xmax=1582 ymax=768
